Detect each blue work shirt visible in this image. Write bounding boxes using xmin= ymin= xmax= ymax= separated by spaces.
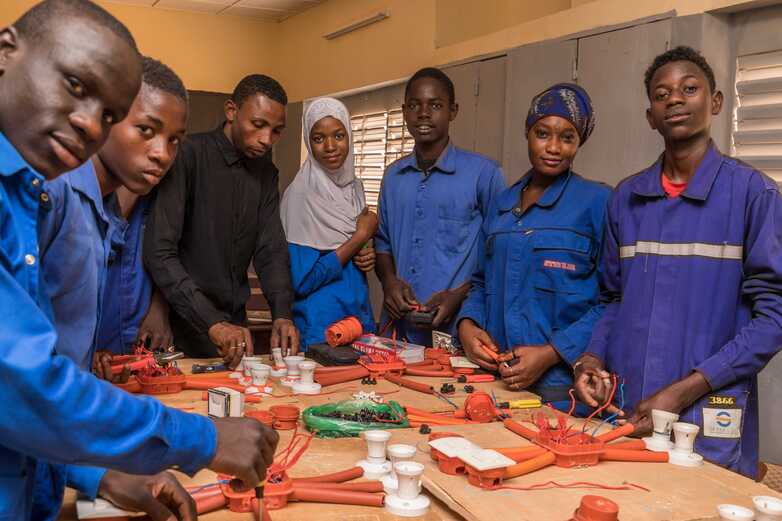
xmin=289 ymin=243 xmax=375 ymax=350
xmin=97 ymin=195 xmax=154 ymax=354
xmin=0 ymin=132 xmax=217 ymax=521
xmin=38 ymin=160 xmax=111 ymax=369
xmin=588 ymin=144 xmax=782 ymax=478
xmin=460 ymin=171 xmax=610 ymax=402
xmin=375 ymin=144 xmax=506 ymax=345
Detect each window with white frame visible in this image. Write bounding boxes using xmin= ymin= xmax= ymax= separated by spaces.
xmin=351 ymin=108 xmax=414 ymax=210
xmin=732 ymin=49 xmax=782 ymax=187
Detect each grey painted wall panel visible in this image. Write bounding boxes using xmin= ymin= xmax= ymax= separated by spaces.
xmin=444 ymin=61 xmax=480 ymax=151
xmin=575 ymin=19 xmax=672 ymax=187
xmin=475 ymin=57 xmax=507 ymax=164
xmin=503 ymin=40 xmax=577 ymax=185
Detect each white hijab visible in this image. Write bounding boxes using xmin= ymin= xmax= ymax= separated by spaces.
xmin=281 ymin=97 xmax=366 ymax=251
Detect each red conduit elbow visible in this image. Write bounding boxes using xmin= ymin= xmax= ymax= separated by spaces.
xmin=194 ymin=493 xmax=228 ymax=514
xmin=595 ymin=423 xmax=635 ymax=443
xmin=384 ymin=374 xmax=434 ymax=394
xmin=600 ymin=449 xmax=669 ymax=463
xmin=293 ymin=466 xmax=364 ymax=483
xmin=503 ymin=451 xmax=556 ymax=479
xmin=315 ymin=367 xmax=370 ymax=387
xmin=289 ymin=486 xmax=385 ymax=507
xmin=502 ymin=418 xmax=539 ymax=441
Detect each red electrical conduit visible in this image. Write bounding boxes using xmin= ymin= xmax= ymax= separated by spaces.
xmin=384 ymin=373 xmax=434 ymax=394
xmin=604 ymin=439 xmax=646 ymax=451
xmin=314 ymin=366 xmax=370 ymax=387
xmin=293 ymin=467 xmax=364 ymax=483
xmin=314 ymin=364 xmax=364 ymax=374
xmin=195 ymin=494 xmax=228 ymax=514
xmin=184 ymin=379 xmax=247 ymax=392
xmin=288 ymin=486 xmax=384 ymax=507
xmin=595 ymin=423 xmax=635 ymax=443
xmin=502 ymin=418 xmax=539 ymax=441
xmin=292 ymin=481 xmax=385 ymax=493
xmin=599 ymin=449 xmax=668 ymax=463
xmin=405 ymin=367 xmax=455 ymax=377
xmin=503 ymin=452 xmax=557 ymax=479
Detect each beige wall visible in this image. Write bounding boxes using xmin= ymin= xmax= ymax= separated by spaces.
xmin=435 ymin=0 xmax=572 ymax=48
xmin=0 ymin=0 xmax=278 ymax=94
xmin=275 ymin=0 xmax=762 ymax=102
xmin=0 ymin=0 xmax=766 ymax=99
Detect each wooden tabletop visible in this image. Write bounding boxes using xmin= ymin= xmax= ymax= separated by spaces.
xmin=59 ymin=357 xmax=777 ymax=520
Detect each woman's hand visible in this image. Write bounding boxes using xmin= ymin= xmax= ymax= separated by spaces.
xmin=353 ymin=246 xmax=376 ymax=272
xmin=355 ymin=208 xmax=378 ymax=242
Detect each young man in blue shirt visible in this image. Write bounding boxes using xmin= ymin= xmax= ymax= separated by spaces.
xmin=0 ymin=2 xmax=278 ymax=520
xmin=574 ymin=46 xmax=782 ymax=478
xmin=33 ymin=57 xmax=197 ymax=521
xmin=375 ymin=67 xmax=506 ymax=346
xmin=89 ymin=57 xmax=188 ymax=378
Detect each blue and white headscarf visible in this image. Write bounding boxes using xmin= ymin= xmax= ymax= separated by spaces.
xmin=525 ymin=83 xmax=596 ymax=146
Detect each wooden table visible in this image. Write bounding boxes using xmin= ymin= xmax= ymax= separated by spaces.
xmin=60 ymin=356 xmax=524 ymax=521
xmin=60 ymin=357 xmax=778 ymax=520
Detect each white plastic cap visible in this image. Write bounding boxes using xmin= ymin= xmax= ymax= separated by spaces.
xmin=717 ymin=504 xmax=755 ymax=521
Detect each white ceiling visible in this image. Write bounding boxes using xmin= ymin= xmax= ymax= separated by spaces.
xmin=106 ymin=0 xmax=324 ymax=22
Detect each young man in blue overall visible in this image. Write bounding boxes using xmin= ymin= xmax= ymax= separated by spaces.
xmin=574 ymin=46 xmax=782 ymax=478
xmin=374 ymin=67 xmax=506 ymax=346
xmin=0 ymin=2 xmax=278 ymax=520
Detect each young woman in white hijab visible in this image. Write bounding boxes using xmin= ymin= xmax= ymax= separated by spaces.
xmin=280 ymin=97 xmax=378 ymax=351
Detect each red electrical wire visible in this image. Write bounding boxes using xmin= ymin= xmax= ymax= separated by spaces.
xmin=489 ymin=480 xmax=650 ymax=493
xmin=325 ymin=317 xmax=364 ymax=347
xmin=270 ymin=428 xmax=314 ymax=477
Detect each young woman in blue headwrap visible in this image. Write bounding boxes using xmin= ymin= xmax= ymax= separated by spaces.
xmin=457 ymin=83 xmax=611 ymax=411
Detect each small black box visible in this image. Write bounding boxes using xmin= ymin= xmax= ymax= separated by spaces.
xmin=306 ymin=343 xmax=361 ymax=366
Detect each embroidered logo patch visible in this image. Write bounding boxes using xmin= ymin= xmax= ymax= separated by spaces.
xmin=543 ymin=259 xmax=576 ymax=271
xmin=708 ymin=396 xmax=736 ymax=407
xmin=703 ymin=407 xmax=742 ymax=439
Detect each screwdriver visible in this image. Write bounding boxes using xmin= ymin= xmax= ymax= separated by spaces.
xmin=494 ymin=398 xmax=542 ymax=410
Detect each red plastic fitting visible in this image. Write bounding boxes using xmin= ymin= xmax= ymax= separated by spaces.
xmin=269 ymin=405 xmax=300 ymax=430
xmin=570 ymin=495 xmax=620 ymax=521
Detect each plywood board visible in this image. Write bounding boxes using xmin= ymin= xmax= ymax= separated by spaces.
xmin=389 ymin=422 xmax=779 ymax=521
